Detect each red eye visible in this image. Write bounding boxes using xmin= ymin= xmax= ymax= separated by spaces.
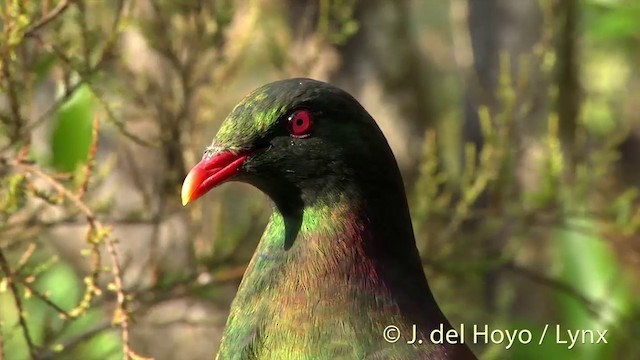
xmin=287 ymin=109 xmax=313 ymax=138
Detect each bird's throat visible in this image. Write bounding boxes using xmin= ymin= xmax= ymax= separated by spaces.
xmin=216 ymin=191 xmax=446 ymax=358
xmin=233 ymin=190 xmax=429 ymax=315
xmin=254 ymin=193 xmax=371 ymax=274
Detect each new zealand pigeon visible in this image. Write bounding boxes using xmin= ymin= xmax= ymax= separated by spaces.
xmin=182 ymin=78 xmax=476 ymax=359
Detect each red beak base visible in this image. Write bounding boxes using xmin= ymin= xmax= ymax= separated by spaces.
xmin=181 ymin=150 xmax=249 ymax=206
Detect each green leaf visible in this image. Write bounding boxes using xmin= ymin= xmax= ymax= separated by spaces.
xmin=586 ymin=1 xmax=640 ymax=43
xmin=499 ymin=321 xmax=577 ymax=360
xmin=36 ymin=263 xmax=121 ymax=360
xmin=36 ymin=262 xmax=81 ymax=312
xmin=50 ymin=84 xmax=95 ymax=172
xmin=0 ymin=262 xmax=79 ymax=359
xmin=0 ymin=260 xmax=122 ymax=360
xmin=554 ymin=217 xmax=632 ymax=360
xmin=57 ymin=308 xmax=122 ymax=360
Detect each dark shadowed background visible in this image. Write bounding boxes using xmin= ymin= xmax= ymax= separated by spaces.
xmin=0 ymin=0 xmax=639 ymax=359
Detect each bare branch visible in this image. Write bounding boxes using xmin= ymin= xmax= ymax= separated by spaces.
xmin=0 ymin=248 xmax=37 ymax=360
xmin=24 ymin=0 xmax=71 ymax=38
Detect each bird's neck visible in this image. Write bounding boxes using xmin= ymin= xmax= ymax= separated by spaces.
xmin=256 ymin=191 xmax=413 ymax=279
xmin=217 ymin=190 xmax=453 ymax=358
xmin=235 ymin=189 xmax=442 ymax=324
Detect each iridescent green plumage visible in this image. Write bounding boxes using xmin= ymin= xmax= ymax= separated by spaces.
xmin=197 ymin=79 xmax=476 ymax=359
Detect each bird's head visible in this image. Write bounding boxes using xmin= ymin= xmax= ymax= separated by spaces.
xmin=181 ymin=78 xmax=401 ymax=210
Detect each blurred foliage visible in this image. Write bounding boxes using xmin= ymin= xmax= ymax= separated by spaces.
xmin=585 ymin=0 xmax=640 ymax=47
xmin=0 ymin=0 xmax=638 ymax=360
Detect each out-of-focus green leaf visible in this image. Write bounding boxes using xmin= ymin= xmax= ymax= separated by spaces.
xmin=56 ymin=308 xmax=122 ymax=360
xmin=0 ymin=260 xmax=121 ymax=360
xmin=37 ymin=264 xmax=121 ymax=360
xmin=36 ymin=260 xmax=80 ymax=310
xmin=500 ymin=320 xmax=577 ymax=360
xmin=0 ymin=262 xmax=80 ymax=360
xmin=50 ymin=84 xmax=95 ymax=172
xmin=554 ymin=217 xmax=632 ymax=360
xmin=0 ymin=292 xmax=31 ymax=360
xmin=586 ymin=0 xmax=640 ymax=43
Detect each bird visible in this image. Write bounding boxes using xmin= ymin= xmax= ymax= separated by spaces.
xmin=181 ymin=78 xmax=477 ymax=359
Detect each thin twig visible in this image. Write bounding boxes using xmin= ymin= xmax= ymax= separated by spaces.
xmin=13 ymin=161 xmax=150 ymax=360
xmin=15 ymin=243 xmax=36 ymax=273
xmin=103 ymin=234 xmax=136 ymax=360
xmin=78 ymin=114 xmax=100 ymax=200
xmin=34 ymin=320 xmax=112 ymax=360
xmin=14 ymin=277 xmax=71 ymax=318
xmin=0 ymin=247 xmax=37 ymax=360
xmin=503 ymin=262 xmax=605 ymax=317
xmin=1 ymin=52 xmax=24 ymax=142
xmin=17 ymin=162 xmax=96 ymax=225
xmin=24 ymin=0 xmax=71 ymax=37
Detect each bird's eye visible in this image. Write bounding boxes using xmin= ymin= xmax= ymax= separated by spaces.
xmin=287 ymin=109 xmax=313 ymax=138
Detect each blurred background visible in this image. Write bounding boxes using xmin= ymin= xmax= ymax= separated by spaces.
xmin=0 ymin=0 xmax=639 ymax=359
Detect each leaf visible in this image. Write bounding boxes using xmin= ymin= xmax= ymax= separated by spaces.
xmin=554 ymin=217 xmax=632 ymax=359
xmin=0 ymin=262 xmax=81 ymax=359
xmin=501 ymin=321 xmax=577 ymax=360
xmin=586 ymin=1 xmax=640 ymax=43
xmin=50 ymin=84 xmax=96 ymax=172
xmin=36 ymin=262 xmax=81 ymax=311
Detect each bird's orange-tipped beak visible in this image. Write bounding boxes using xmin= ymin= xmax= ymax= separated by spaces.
xmin=181 ymin=150 xmax=250 ymax=206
